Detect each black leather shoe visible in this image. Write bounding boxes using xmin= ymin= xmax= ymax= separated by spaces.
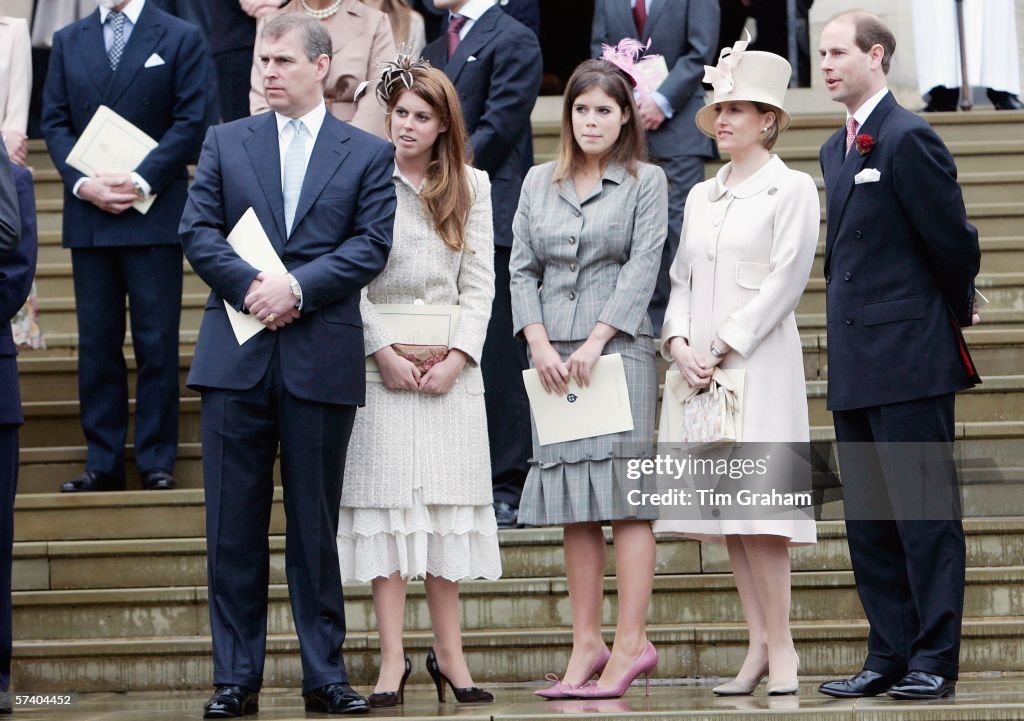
xmin=493 ymin=501 xmax=521 ymax=529
xmin=142 ymin=469 xmax=177 ymax=490
xmin=60 ymin=469 xmax=125 ymax=493
xmin=203 ymin=685 xmax=259 ymax=718
xmin=988 ymin=90 xmax=1024 ymax=110
xmin=887 ymin=671 xmax=956 ymax=700
xmin=369 ymin=655 xmax=412 ymax=707
xmin=922 ymin=85 xmax=958 ymax=112
xmin=304 ymin=683 xmax=369 ymax=714
xmin=818 ymin=669 xmax=902 ymax=698
xmin=0 ymin=690 xmax=11 ymax=714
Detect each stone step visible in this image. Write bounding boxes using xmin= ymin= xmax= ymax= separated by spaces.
xmin=17 ymin=353 xmax=195 ymax=404
xmin=15 ymin=444 xmax=207 ymax=494
xmin=12 ymin=566 xmax=1024 ymax=643
xmin=19 ymin=396 xmax=201 ymax=449
xmin=10 ymin=618 xmax=1024 ymax=691
xmin=810 ymin=236 xmax=1024 ymax=276
xmin=34 ymin=293 xmax=206 ymax=334
xmin=795 ymin=307 xmax=1024 ymax=333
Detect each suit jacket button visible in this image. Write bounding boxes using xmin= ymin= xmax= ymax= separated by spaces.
xmin=569 ymin=263 xmax=577 ymax=272
xmin=844 ymin=272 xmax=852 ymax=281
xmin=825 ymin=275 xmax=831 ymax=284
xmin=569 ymin=236 xmax=577 ymax=244
xmin=574 ymin=210 xmax=581 ymax=218
xmin=845 ymin=316 xmax=854 ymax=325
xmin=283 ymin=255 xmax=294 ymax=264
xmin=569 ymin=291 xmax=576 ymax=300
xmin=854 ymin=230 xmax=863 ymax=239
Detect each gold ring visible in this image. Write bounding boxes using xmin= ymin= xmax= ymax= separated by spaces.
xmin=266 ymin=313 xmax=276 ymax=323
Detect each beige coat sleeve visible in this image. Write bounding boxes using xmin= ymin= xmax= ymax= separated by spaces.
xmin=248 ymin=16 xmax=269 ymax=116
xmin=716 ymin=171 xmax=820 ymax=358
xmin=449 ymin=169 xmax=495 ymax=365
xmin=0 ymin=17 xmax=31 ymax=133
xmin=348 ymin=13 xmax=395 ymax=138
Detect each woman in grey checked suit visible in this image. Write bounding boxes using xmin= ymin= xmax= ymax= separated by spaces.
xmin=510 ymin=59 xmax=668 ymax=699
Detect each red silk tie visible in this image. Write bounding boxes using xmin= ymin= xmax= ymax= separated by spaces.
xmin=845 ymin=117 xmax=859 ymax=154
xmin=633 ymin=0 xmax=647 ymax=36
xmin=447 ymin=15 xmax=468 ymax=59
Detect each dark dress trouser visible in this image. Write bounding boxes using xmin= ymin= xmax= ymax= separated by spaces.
xmin=833 ymin=393 xmax=966 ymax=680
xmin=202 ymin=346 xmax=356 ymax=694
xmin=0 ymin=427 xmax=15 ymax=692
xmin=484 ymin=246 xmax=532 ymax=507
xmin=71 ymin=246 xmax=183 ymax=479
xmin=646 ymin=152 xmax=705 ymax=335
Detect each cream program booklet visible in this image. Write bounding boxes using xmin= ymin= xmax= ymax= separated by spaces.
xmin=523 ymin=353 xmax=633 ymax=445
xmin=65 ymin=105 xmax=158 ymax=215
xmin=366 ymin=304 xmax=461 ymax=382
xmin=223 ymin=208 xmax=287 ymax=345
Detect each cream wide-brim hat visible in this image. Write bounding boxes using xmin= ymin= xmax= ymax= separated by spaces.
xmin=695 ymin=45 xmax=793 ymax=139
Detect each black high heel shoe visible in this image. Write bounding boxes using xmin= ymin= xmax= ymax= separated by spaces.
xmin=425 ymin=648 xmax=494 ymax=703
xmin=369 ymin=655 xmax=412 ymax=708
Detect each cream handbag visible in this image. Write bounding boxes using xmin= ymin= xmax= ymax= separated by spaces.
xmin=662 ymin=368 xmax=746 ymax=447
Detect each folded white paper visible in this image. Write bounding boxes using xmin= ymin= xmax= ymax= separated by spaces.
xmin=223 ymin=207 xmax=287 ymax=345
xmin=366 ymin=304 xmax=461 ymax=382
xmin=65 ymin=105 xmax=158 ymax=214
xmin=854 ymin=168 xmax=881 ymax=184
xmin=523 ymin=353 xmax=633 ymax=446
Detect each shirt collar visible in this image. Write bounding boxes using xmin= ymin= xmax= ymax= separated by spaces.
xmin=848 ymin=86 xmax=889 ymax=128
xmin=452 ymin=0 xmax=495 ymax=23
xmin=100 ymin=0 xmax=145 ymax=25
xmin=275 ymin=101 xmax=328 ymax=141
xmin=709 ymin=155 xmax=783 ymax=200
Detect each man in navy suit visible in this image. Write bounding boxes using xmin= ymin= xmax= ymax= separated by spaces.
xmin=417 ymin=0 xmax=538 ymax=43
xmin=180 ymin=13 xmax=394 ymax=718
xmin=816 ymin=11 xmax=980 ymax=701
xmin=41 ymin=0 xmax=214 ymax=493
xmin=1 ymin=153 xmax=37 ymax=716
xmin=422 ymin=0 xmax=541 ymax=528
xmin=591 ymin=0 xmax=719 ymax=334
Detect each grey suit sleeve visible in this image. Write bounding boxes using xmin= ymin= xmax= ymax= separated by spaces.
xmin=590 ymin=0 xmax=608 ymax=58
xmin=510 ymin=168 xmax=544 ymax=337
xmin=0 ymin=146 xmax=20 ymax=256
xmin=657 ymin=0 xmax=719 ymax=113
xmin=597 ymin=165 xmax=668 ymax=336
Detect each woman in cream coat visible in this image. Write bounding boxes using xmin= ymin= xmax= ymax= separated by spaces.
xmin=658 ymin=46 xmax=818 ymax=695
xmin=250 ymin=0 xmax=396 ymax=138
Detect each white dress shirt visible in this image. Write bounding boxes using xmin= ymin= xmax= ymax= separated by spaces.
xmin=849 ymin=85 xmax=890 ymax=128
xmin=275 ymin=101 xmax=327 ymax=190
xmin=450 ymin=0 xmax=496 ymax=40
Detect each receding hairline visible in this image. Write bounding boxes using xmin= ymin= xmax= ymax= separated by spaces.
xmin=826 ymin=9 xmax=883 ymax=29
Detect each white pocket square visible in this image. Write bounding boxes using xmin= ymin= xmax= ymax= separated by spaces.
xmin=854 ymin=168 xmax=881 ymax=184
xmin=466 ymin=55 xmax=478 ymax=62
xmin=144 ymin=53 xmax=165 ymax=68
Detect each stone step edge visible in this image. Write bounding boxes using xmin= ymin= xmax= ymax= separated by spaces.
xmin=13 ymin=566 xmax=1024 ymax=607
xmin=13 ymin=618 xmax=1024 ymax=657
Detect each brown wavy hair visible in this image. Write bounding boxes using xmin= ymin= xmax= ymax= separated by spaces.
xmin=385 ymin=65 xmax=474 ymax=252
xmin=553 ymin=59 xmax=647 ymax=184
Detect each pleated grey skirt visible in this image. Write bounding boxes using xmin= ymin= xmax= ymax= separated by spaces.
xmin=518 ymin=334 xmax=660 ymax=526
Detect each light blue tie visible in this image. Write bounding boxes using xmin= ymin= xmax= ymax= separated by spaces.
xmin=283 ymin=119 xmax=306 ymax=236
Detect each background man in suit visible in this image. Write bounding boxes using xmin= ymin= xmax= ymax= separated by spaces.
xmin=41 ymin=0 xmax=213 ymax=493
xmin=416 ymin=0 xmax=538 ymax=43
xmin=816 ymin=11 xmax=980 ymax=702
xmin=423 ymin=0 xmax=541 ymax=528
xmin=180 ymin=13 xmax=394 ymax=717
xmin=591 ymin=0 xmax=719 ymax=334
xmin=1 ymin=152 xmax=37 ymax=716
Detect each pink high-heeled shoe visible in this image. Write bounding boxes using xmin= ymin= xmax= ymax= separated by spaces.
xmin=534 ymin=646 xmax=612 ymax=699
xmin=572 ymin=641 xmax=658 ymax=699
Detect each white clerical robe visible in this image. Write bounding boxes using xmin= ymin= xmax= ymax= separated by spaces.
xmin=912 ymin=0 xmax=1020 ymax=96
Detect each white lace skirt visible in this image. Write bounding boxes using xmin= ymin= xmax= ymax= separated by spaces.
xmin=337 ymin=488 xmax=502 ymax=583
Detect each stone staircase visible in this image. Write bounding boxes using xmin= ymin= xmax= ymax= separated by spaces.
xmin=10 ymin=110 xmax=1024 ymax=703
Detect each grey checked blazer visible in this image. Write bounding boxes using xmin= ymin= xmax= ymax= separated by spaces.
xmin=511 ymin=161 xmax=668 ymax=342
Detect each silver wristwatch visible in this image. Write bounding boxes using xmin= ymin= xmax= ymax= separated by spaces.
xmin=287 ymin=273 xmax=302 ymax=307
xmin=709 ymin=343 xmax=725 ymax=359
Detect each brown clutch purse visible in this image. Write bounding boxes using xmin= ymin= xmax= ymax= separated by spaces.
xmin=391 ymin=343 xmax=450 ymax=373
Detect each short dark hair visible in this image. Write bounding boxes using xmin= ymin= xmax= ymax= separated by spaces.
xmin=261 ymin=12 xmax=333 ymax=62
xmin=832 ymin=10 xmax=896 ymax=74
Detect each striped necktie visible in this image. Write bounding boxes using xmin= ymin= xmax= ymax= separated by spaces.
xmin=107 ymin=11 xmax=126 ymax=71
xmin=283 ymin=119 xmax=307 ymax=236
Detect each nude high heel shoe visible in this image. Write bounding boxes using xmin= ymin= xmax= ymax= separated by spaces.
xmin=765 ymin=651 xmax=800 ymax=695
xmin=712 ymin=664 xmax=768 ymax=696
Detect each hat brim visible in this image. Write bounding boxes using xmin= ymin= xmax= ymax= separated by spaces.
xmin=696 ymin=101 xmax=792 ymax=140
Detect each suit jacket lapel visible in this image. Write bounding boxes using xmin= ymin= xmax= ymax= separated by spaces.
xmin=288 ymin=115 xmax=351 ymax=241
xmin=244 ymin=113 xmax=287 ymax=250
xmin=824 ymin=92 xmax=897 ymax=263
xmin=446 ymin=6 xmax=499 ymax=83
xmin=643 ymin=0 xmax=667 ymax=42
xmin=80 ymin=11 xmax=113 ymax=96
xmin=104 ymin=3 xmax=164 ymax=107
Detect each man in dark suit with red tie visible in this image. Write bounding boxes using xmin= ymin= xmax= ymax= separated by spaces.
xmin=180 ymin=13 xmax=394 ymax=717
xmin=0 ymin=150 xmax=37 ymax=717
xmin=816 ymin=11 xmax=980 ymax=702
xmin=423 ymin=0 xmax=542 ymax=528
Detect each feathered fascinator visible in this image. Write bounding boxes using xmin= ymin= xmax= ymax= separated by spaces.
xmin=355 ymin=52 xmax=433 ymax=106
xmin=600 ymin=38 xmax=663 ymax=91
